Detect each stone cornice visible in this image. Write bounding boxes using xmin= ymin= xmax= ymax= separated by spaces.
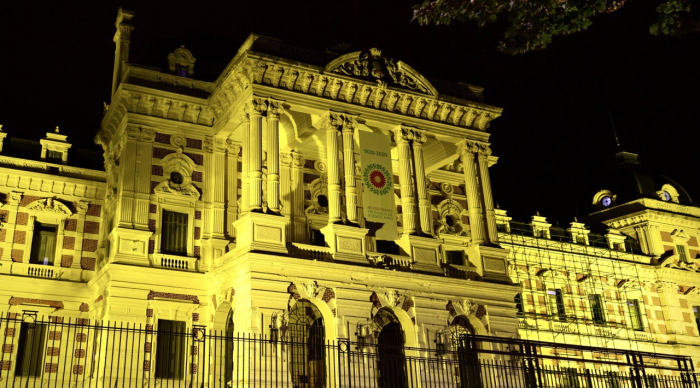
xmin=604 ymin=208 xmax=700 ymax=230
xmin=128 ymin=64 xmax=215 ymax=93
xmin=0 ymin=155 xmax=106 ymax=183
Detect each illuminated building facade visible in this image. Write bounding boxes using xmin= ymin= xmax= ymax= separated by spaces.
xmin=0 ymin=8 xmax=698 ymax=388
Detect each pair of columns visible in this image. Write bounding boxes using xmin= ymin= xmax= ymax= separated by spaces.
xmin=394 ymin=125 xmax=432 ymax=236
xmin=240 ymin=96 xmax=283 ymax=215
xmin=459 ymin=140 xmax=498 ymax=245
xmin=322 ymin=111 xmax=360 ymax=225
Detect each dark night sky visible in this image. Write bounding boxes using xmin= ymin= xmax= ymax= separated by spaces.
xmin=1 ymin=1 xmax=698 ymax=226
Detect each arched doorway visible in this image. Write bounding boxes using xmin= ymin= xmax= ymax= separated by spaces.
xmin=450 ymin=315 xmax=480 ymax=388
xmin=373 ymin=308 xmax=408 ymax=388
xmin=289 ymin=300 xmax=326 ymax=388
xmin=224 ymin=309 xmax=234 ymax=385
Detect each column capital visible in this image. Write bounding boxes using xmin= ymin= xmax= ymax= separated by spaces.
xmin=392 ymin=125 xmax=425 ymax=144
xmin=244 ymin=96 xmax=268 ymax=117
xmin=290 ymin=150 xmax=305 ymax=168
xmin=477 ymin=142 xmax=492 ymax=158
xmin=321 ymin=111 xmax=344 ymax=131
xmin=342 ymin=113 xmax=359 ymax=132
xmin=226 ymin=140 xmax=241 ymax=156
xmin=267 ymin=97 xmax=285 ymax=119
xmin=458 ymin=139 xmax=479 ymax=157
xmin=204 ymin=136 xmax=226 ymax=153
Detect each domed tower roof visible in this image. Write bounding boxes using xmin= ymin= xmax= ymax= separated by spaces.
xmin=579 ymin=151 xmax=693 ymax=218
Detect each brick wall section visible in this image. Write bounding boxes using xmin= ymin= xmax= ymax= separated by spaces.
xmin=82 ymin=239 xmax=98 ymax=252
xmin=0 ymin=361 xmax=11 ymax=370
xmin=61 ymin=255 xmax=73 ymax=267
xmin=152 ymin=165 xmax=164 ymax=176
xmin=65 ymin=219 xmax=77 ymax=231
xmin=186 ymin=138 xmax=202 ymax=149
xmin=13 ymin=230 xmax=25 ymax=244
xmin=155 ymin=133 xmax=171 ymax=144
xmin=63 ymin=236 xmax=75 ymax=250
xmin=11 ymin=249 xmax=23 ymax=262
xmin=45 ymin=363 xmax=59 ymax=373
xmin=2 ymin=344 xmax=13 ymax=353
xmin=81 ymin=257 xmax=96 ymax=271
xmin=660 ymin=231 xmax=673 ymax=242
xmin=15 ymin=212 xmax=28 ymax=225
xmin=84 ymin=221 xmax=100 ymax=234
xmin=86 ymin=204 xmax=101 ymax=217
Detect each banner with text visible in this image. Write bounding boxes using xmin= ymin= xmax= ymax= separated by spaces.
xmin=359 ymin=131 xmax=398 ymax=240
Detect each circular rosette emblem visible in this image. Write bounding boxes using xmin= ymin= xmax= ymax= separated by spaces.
xmin=363 ymin=163 xmax=393 ymax=195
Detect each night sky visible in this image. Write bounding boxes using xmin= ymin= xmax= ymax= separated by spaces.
xmin=1 ymin=1 xmax=698 ymax=226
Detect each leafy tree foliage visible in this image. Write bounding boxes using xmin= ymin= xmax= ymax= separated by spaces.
xmin=412 ymin=0 xmax=700 ymax=54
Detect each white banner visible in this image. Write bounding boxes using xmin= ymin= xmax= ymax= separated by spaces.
xmin=359 ymin=131 xmax=398 ymax=240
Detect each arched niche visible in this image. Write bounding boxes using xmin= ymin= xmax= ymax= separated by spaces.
xmin=213 ymin=301 xmax=234 ymax=332
xmin=288 ymin=298 xmax=336 ymax=388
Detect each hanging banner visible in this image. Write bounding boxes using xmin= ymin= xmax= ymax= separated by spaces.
xmin=359 ymin=131 xmax=398 ymax=240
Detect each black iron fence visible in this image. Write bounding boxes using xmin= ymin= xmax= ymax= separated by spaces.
xmin=0 ymin=313 xmax=697 ymax=388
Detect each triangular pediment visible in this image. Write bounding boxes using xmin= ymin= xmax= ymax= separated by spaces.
xmin=326 ymin=48 xmax=438 ymax=96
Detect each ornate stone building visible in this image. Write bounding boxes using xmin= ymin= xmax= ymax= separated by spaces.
xmin=0 ymin=8 xmax=698 ymax=387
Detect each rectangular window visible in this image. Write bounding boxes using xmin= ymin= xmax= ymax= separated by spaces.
xmin=161 ymin=210 xmax=188 ymax=255
xmin=628 ymin=299 xmax=644 ymax=331
xmin=677 ymin=244 xmax=688 ymax=263
xmin=155 ymin=320 xmax=186 ymax=379
xmin=30 ymin=223 xmax=57 ymax=265
xmin=446 ymin=251 xmax=464 ymax=266
xmin=46 ymin=150 xmax=63 ymax=163
xmin=310 ymin=229 xmax=325 ymax=247
xmin=547 ymin=289 xmax=567 ymax=321
xmin=589 ymin=294 xmax=606 ymax=325
xmin=15 ymin=323 xmax=48 ymax=376
xmin=693 ymin=306 xmax=700 ymax=334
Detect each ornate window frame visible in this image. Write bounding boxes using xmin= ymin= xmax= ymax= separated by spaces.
xmin=657 ymin=184 xmax=680 ymax=203
xmin=23 ymin=198 xmax=73 ymax=266
xmin=152 ymin=150 xmax=199 ymax=259
xmin=593 ymin=189 xmax=616 ymax=209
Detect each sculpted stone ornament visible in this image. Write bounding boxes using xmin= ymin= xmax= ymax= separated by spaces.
xmin=26 ymin=198 xmax=72 ymax=215
xmin=328 ymin=48 xmax=436 ymax=96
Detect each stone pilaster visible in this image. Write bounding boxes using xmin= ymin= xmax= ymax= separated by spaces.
xmin=133 ymin=127 xmax=155 ymax=230
xmin=459 ymin=140 xmax=485 ymax=245
xmin=644 ymin=225 xmax=664 ymax=256
xmin=73 ymin=201 xmax=89 ymax=269
xmin=411 ymin=130 xmax=431 ymax=236
xmin=476 ymin=143 xmax=498 ymax=244
xmin=394 ymin=126 xmax=417 ymax=235
xmin=280 ymin=152 xmax=292 ymax=239
xmin=342 ymin=115 xmax=359 ymax=224
xmin=116 ymin=125 xmax=139 ymax=228
xmin=266 ymin=98 xmax=284 ymax=214
xmin=0 ymin=192 xmax=22 ymax=265
xmin=290 ymin=151 xmax=307 ymax=243
xmin=246 ymin=97 xmax=267 ymax=212
xmin=226 ymin=141 xmax=241 ymax=237
xmin=209 ymin=137 xmax=227 ymax=238
xmin=323 ymin=112 xmax=343 ymax=224
xmin=240 ymin=111 xmax=250 ymax=216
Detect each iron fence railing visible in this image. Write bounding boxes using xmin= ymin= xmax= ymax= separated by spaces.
xmin=0 ymin=314 xmax=697 ymax=388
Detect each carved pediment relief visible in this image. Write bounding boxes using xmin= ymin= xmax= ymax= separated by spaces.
xmin=326 ymin=48 xmax=438 ymax=96
xmin=26 ymin=198 xmax=72 ymax=216
xmin=155 ymin=149 xmax=200 ymax=198
xmin=154 ymin=181 xmax=201 ymax=198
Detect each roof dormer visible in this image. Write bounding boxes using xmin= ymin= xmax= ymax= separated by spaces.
xmin=40 ymin=126 xmax=71 ymax=164
xmin=168 ymin=45 xmax=196 ymax=77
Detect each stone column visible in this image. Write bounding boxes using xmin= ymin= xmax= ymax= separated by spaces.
xmin=411 ymin=130 xmax=431 ymax=235
xmin=290 ymin=151 xmax=307 ymax=243
xmin=134 ymin=128 xmax=155 ymax=230
xmin=459 ymin=140 xmax=485 ymax=245
xmin=643 ymin=225 xmax=663 ymax=256
xmin=226 ymin=141 xmax=241 ymax=237
xmin=342 ymin=115 xmax=359 ymax=224
xmin=477 ymin=143 xmax=498 ymax=244
xmin=324 ymin=112 xmax=343 ymax=224
xmin=247 ymin=97 xmax=267 ymax=212
xmin=394 ymin=126 xmax=417 ymax=235
xmin=239 ymin=112 xmax=250 ymax=215
xmin=266 ymin=98 xmax=283 ymax=214
xmin=117 ymin=125 xmax=139 ymax=228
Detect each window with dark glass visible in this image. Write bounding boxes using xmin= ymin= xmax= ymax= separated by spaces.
xmin=161 ymin=210 xmax=188 ymax=255
xmin=628 ymin=299 xmax=644 ymax=331
xmin=446 ymin=250 xmax=464 ymax=265
xmin=30 ymin=222 xmax=57 ymax=265
xmin=677 ymin=244 xmax=689 ymax=263
xmin=155 ymin=319 xmax=186 ymax=379
xmin=547 ymin=289 xmax=566 ymax=321
xmin=15 ymin=322 xmax=47 ymax=376
xmin=46 ymin=150 xmax=63 ymax=163
xmin=514 ymin=293 xmax=524 ymax=318
xmin=589 ymin=294 xmax=606 ymax=325
xmin=693 ymin=306 xmax=700 ymax=334
xmin=310 ymin=229 xmax=325 ymax=247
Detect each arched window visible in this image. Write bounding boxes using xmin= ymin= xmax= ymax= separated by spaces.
xmin=372 ymin=308 xmax=408 ymax=388
xmin=449 ymin=315 xmax=480 ymax=388
xmin=289 ymin=300 xmax=326 ymax=388
xmin=224 ymin=310 xmax=234 ymax=385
